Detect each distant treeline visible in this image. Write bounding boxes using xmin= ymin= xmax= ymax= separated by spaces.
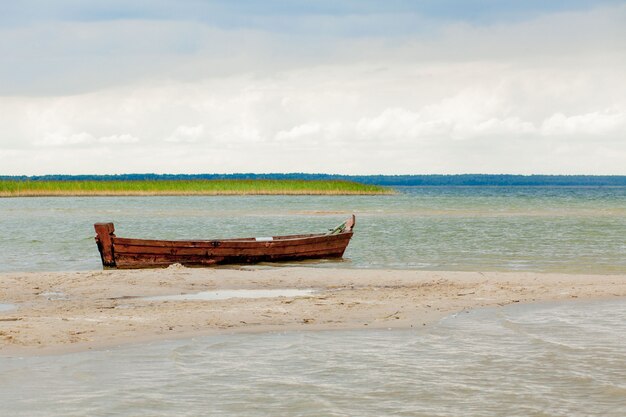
xmin=2 ymin=174 xmax=626 ymax=186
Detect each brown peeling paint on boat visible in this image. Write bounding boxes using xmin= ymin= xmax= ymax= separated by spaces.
xmin=94 ymin=215 xmax=355 ymax=269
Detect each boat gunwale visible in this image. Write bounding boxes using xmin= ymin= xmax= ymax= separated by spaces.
xmin=112 ymin=232 xmax=353 ymax=248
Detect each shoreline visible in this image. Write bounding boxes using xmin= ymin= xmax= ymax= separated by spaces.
xmin=1 ymin=267 xmax=625 ymax=356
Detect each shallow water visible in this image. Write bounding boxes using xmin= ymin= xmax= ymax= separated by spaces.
xmin=0 ymin=303 xmax=15 ymax=312
xmin=2 ymin=187 xmax=625 ymax=415
xmin=142 ymin=289 xmax=315 ymax=302
xmin=1 ymin=186 xmax=625 ymax=273
xmin=1 ymin=299 xmax=624 ymax=416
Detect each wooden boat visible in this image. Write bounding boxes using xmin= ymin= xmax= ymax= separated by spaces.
xmin=94 ymin=215 xmax=355 ymax=269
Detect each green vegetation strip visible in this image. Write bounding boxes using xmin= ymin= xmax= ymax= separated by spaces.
xmin=0 ymin=179 xmax=392 ymax=196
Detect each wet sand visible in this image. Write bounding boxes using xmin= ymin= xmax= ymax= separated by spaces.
xmin=1 ymin=266 xmax=625 ymax=356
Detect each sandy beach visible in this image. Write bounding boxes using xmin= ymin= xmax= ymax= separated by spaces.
xmin=0 ymin=266 xmax=624 ymax=356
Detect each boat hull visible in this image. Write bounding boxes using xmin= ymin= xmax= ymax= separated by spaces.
xmin=94 ymin=217 xmax=355 ymax=269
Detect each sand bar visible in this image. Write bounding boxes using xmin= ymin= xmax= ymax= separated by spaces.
xmin=1 ymin=266 xmax=625 ymax=356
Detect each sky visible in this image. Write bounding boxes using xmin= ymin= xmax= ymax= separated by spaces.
xmin=1 ymin=1 xmax=625 ymax=175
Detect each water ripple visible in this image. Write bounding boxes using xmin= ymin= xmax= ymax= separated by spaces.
xmin=1 ymin=300 xmax=625 ymax=416
xmin=1 ymin=187 xmax=625 ymax=273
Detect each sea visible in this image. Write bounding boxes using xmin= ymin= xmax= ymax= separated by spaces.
xmin=1 ymin=186 xmax=625 ymax=416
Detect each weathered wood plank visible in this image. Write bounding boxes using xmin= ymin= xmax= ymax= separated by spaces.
xmin=95 ymin=216 xmax=355 ymax=269
xmin=113 ymin=234 xmax=351 ymax=255
xmin=114 ymin=247 xmax=347 ymax=268
xmin=112 ymin=233 xmax=339 ymax=249
xmin=94 ymin=223 xmax=116 ymax=267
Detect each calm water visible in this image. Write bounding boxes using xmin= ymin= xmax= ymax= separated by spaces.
xmin=2 ymin=187 xmax=625 ymax=416
xmin=1 ymin=186 xmax=625 ymax=273
xmin=142 ymin=289 xmax=315 ymax=302
xmin=1 ymin=299 xmax=625 ymax=416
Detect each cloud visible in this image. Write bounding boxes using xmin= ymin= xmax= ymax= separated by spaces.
xmin=541 ymin=109 xmax=626 ymax=136
xmin=356 ymin=108 xmax=437 ymax=142
xmin=275 ymin=123 xmax=322 ymax=142
xmin=0 ymin=3 xmax=625 ymax=174
xmin=1 ymin=2 xmax=624 ymax=96
xmin=99 ymin=134 xmax=140 ymax=144
xmin=165 ymin=125 xmax=205 ymax=143
xmin=2 ymin=56 xmax=625 ymax=174
xmin=35 ymin=132 xmax=139 ymax=147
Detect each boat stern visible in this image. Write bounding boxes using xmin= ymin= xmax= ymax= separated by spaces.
xmin=94 ymin=222 xmax=117 ymax=268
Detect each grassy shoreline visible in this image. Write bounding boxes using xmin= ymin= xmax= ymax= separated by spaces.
xmin=0 ymin=179 xmax=393 ymax=197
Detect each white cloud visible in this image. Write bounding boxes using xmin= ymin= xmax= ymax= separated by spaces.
xmin=99 ymin=134 xmax=140 ymax=144
xmin=165 ymin=125 xmax=205 ymax=143
xmin=355 ymin=108 xmax=433 ymax=142
xmin=36 ymin=132 xmax=95 ymax=147
xmin=275 ymin=123 xmax=322 ymax=142
xmin=34 ymin=132 xmax=139 ymax=147
xmin=541 ymin=109 xmax=626 ymax=136
xmin=0 ymin=4 xmax=625 ymax=174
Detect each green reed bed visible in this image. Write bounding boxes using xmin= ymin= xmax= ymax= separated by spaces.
xmin=0 ymin=179 xmax=392 ymax=196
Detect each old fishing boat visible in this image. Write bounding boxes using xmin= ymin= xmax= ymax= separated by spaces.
xmin=94 ymin=215 xmax=355 ymax=269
